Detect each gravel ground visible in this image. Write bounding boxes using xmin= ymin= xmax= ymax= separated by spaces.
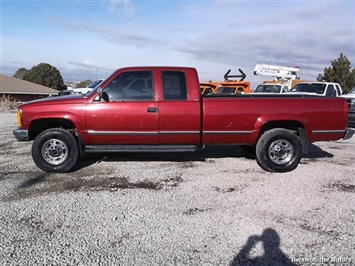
xmin=0 ymin=112 xmax=354 ymax=266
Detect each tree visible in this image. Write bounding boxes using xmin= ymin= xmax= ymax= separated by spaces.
xmin=317 ymin=53 xmax=355 ymax=93
xmin=13 ymin=68 xmax=29 ymax=79
xmin=76 ymin=80 xmax=92 ymax=88
xmin=23 ymin=63 xmax=66 ymax=91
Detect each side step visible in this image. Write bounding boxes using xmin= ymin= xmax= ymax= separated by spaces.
xmin=83 ymin=145 xmax=200 ymax=153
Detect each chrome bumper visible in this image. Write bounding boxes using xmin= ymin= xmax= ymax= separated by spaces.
xmin=343 ymin=127 xmax=355 ymax=140
xmin=13 ymin=128 xmax=29 ymax=141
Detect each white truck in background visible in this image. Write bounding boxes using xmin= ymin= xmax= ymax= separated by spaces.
xmin=253 ymin=64 xmax=307 ymax=93
xmin=289 ymin=81 xmax=343 ymax=97
xmin=72 ymin=79 xmax=104 ymax=95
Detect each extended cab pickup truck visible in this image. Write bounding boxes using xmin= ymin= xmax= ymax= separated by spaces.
xmin=13 ymin=66 xmax=354 ymax=173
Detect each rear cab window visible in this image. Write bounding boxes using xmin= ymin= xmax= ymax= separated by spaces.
xmin=162 ymin=71 xmax=187 ymax=100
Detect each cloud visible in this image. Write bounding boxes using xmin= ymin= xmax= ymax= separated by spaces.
xmin=167 ymin=1 xmax=354 ymax=83
xmin=108 ymin=0 xmax=133 ymax=15
xmin=47 ymin=16 xmax=167 ymax=49
xmin=1 ymin=0 xmax=354 ymax=87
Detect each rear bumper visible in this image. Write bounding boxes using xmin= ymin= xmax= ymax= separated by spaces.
xmin=343 ymin=127 xmax=355 ymax=140
xmin=13 ymin=128 xmax=29 ymax=141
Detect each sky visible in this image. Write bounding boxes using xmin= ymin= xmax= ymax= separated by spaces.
xmin=1 ymin=0 xmax=354 ymax=88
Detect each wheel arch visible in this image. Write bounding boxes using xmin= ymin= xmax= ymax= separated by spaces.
xmin=259 ymin=120 xmax=308 ymax=154
xmin=28 ymin=118 xmax=76 ymax=141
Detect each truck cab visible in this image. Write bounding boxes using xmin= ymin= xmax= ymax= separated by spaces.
xmin=253 ymin=83 xmax=288 ymax=94
xmin=289 ymin=82 xmax=343 ymax=97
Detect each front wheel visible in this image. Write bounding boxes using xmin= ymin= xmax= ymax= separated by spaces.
xmin=256 ymin=128 xmax=302 ymax=172
xmin=32 ymin=128 xmax=79 ymax=173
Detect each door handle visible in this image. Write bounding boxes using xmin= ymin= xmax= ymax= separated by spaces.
xmin=147 ymin=107 xmax=158 ymax=113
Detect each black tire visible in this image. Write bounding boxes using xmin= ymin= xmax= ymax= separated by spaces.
xmin=32 ymin=128 xmax=79 ymax=173
xmin=256 ymin=128 xmax=302 ymax=172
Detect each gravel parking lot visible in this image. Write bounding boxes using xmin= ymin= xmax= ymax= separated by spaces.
xmin=0 ymin=112 xmax=354 ymax=265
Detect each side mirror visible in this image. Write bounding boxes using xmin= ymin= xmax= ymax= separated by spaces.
xmin=97 ymin=87 xmax=103 ymax=99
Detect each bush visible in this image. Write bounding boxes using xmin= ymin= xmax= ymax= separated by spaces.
xmin=0 ymin=95 xmax=19 ymax=112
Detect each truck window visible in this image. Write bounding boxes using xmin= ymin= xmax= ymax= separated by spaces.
xmin=162 ymin=71 xmax=187 ymax=100
xmin=326 ymin=85 xmax=336 ymax=96
xmin=291 ymin=83 xmax=326 ymax=94
xmin=102 ymin=71 xmax=153 ymax=101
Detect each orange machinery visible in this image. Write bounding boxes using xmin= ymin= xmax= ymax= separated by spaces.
xmin=200 ymin=69 xmax=251 ymax=95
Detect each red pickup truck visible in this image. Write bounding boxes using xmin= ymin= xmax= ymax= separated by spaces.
xmin=13 ymin=66 xmax=354 ymax=173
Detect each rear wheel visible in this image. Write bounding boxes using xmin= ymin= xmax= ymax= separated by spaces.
xmin=32 ymin=128 xmax=79 ymax=173
xmin=256 ymin=128 xmax=302 ymax=172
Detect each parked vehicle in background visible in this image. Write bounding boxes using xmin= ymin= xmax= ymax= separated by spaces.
xmin=72 ymin=79 xmax=104 ymax=95
xmin=253 ymin=83 xmax=288 ymax=94
xmin=13 ymin=66 xmax=354 ymax=174
xmin=200 ymin=82 xmax=218 ymax=95
xmin=341 ymin=87 xmax=355 ymax=128
xmin=289 ymin=82 xmax=342 ymax=97
xmin=253 ymin=64 xmax=307 ymax=92
xmin=200 ymin=69 xmax=251 ymax=95
xmin=58 ymin=89 xmax=75 ymax=96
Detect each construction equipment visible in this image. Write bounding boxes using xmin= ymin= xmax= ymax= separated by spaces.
xmin=253 ymin=64 xmax=307 ymax=91
xmin=200 ymin=69 xmax=251 ymax=95
xmin=253 ymin=64 xmax=300 ymax=79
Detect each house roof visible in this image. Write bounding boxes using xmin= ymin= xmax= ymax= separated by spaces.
xmin=0 ymin=74 xmax=59 ymax=95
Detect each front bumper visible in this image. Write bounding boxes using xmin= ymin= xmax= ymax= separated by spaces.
xmin=346 ymin=108 xmax=355 ymax=128
xmin=13 ymin=127 xmax=29 ymax=141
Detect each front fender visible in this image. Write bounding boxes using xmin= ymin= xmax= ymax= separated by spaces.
xmin=25 ymin=111 xmax=85 ymax=131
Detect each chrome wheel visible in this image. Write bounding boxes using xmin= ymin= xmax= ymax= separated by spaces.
xmin=268 ymin=139 xmax=293 ymax=165
xmin=42 ymin=138 xmax=68 ymax=165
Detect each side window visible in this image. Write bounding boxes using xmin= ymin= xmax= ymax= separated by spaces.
xmin=326 ymin=85 xmax=336 ymax=96
xmin=102 ymin=71 xmax=153 ymax=101
xmin=162 ymin=71 xmax=187 ymax=100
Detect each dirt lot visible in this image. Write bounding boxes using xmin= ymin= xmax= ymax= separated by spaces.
xmin=0 ymin=112 xmax=354 ymax=265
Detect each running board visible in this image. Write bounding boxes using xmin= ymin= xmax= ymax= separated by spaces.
xmin=84 ymin=145 xmax=200 ymax=153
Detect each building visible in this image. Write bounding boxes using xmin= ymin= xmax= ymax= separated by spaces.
xmin=0 ymin=74 xmax=59 ymax=103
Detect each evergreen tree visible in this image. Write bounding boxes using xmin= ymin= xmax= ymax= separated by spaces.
xmin=13 ymin=68 xmax=29 ymax=79
xmin=317 ymin=53 xmax=355 ymax=93
xmin=23 ymin=63 xmax=66 ymax=91
xmin=76 ymin=80 xmax=92 ymax=88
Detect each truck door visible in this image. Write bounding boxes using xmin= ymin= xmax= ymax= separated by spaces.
xmin=85 ymin=70 xmax=159 ymax=144
xmin=158 ymin=70 xmax=201 ymax=144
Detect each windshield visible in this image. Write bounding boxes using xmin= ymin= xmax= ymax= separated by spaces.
xmin=216 ymin=87 xmax=235 ymax=94
xmin=85 ymin=80 xmax=106 ymax=97
xmin=254 ymin=85 xmax=281 ymax=93
xmin=291 ymin=83 xmax=326 ymax=94
xmin=88 ymin=80 xmax=103 ymax=88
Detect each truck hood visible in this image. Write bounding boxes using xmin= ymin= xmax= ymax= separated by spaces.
xmin=19 ymin=94 xmax=86 ymax=107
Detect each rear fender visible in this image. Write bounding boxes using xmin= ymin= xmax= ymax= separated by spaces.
xmin=252 ymin=115 xmax=310 ymax=149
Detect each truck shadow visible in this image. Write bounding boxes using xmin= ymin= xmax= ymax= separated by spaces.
xmin=74 ymin=145 xmax=251 ymax=170
xmin=6 ymin=144 xmax=334 ymax=200
xmin=304 ymin=143 xmax=333 ymax=159
xmin=74 ymin=143 xmax=334 ymax=171
xmin=230 ymin=228 xmax=297 ymax=266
